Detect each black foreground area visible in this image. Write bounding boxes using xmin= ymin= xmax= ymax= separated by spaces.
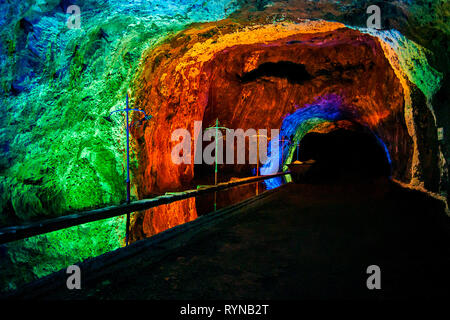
xmin=9 ymin=178 xmax=450 ymax=300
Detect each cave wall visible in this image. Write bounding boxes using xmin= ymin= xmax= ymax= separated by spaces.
xmin=130 ymin=197 xmax=197 ymax=243
xmin=0 ymin=0 xmax=243 ymax=293
xmin=132 ymin=20 xmax=429 ymax=197
xmin=0 ymin=0 xmax=444 ymax=223
xmin=0 ymin=0 xmax=447 ymax=293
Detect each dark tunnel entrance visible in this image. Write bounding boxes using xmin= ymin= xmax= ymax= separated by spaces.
xmin=297 ymin=128 xmax=392 ymax=182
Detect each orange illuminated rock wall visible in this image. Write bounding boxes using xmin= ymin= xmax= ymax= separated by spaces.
xmin=130 ymin=19 xmax=438 ymax=199
xmin=130 ymin=198 xmax=198 ymax=243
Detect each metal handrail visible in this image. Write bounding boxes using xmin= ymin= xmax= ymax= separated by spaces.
xmin=0 ymin=172 xmax=290 ymax=244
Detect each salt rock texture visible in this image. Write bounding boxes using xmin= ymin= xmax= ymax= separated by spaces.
xmin=0 ymin=0 xmax=242 ymax=292
xmin=0 ymin=0 xmax=240 ymax=226
xmin=132 ymin=19 xmax=440 ymax=198
xmin=0 ymin=0 xmax=448 ymax=293
xmin=232 ymin=0 xmax=448 ymax=195
xmin=0 ymin=0 xmax=446 ymax=223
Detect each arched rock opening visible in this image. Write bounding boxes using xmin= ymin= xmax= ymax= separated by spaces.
xmin=296 ymin=127 xmax=392 ymax=182
xmin=131 ymin=20 xmax=437 ymax=198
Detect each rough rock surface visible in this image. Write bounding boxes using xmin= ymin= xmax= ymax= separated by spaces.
xmin=132 ymin=20 xmax=439 ymax=196
xmin=0 ymin=0 xmax=448 ymax=293
xmin=0 ymin=0 xmax=242 ymax=292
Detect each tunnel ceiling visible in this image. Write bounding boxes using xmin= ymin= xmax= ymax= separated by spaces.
xmin=132 ymin=20 xmax=439 ymax=196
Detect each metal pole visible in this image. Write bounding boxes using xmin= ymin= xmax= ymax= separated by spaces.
xmin=215 ymin=118 xmax=218 ymax=185
xmin=214 ymin=119 xmax=219 ymax=211
xmin=102 ymin=93 xmax=152 ymax=247
xmin=126 ymin=93 xmax=131 ymax=204
xmin=125 ymin=93 xmax=131 ymax=246
xmin=256 ymin=129 xmax=260 ymax=177
xmin=256 ymin=130 xmax=260 ymax=195
xmin=281 ymin=136 xmax=284 ymax=172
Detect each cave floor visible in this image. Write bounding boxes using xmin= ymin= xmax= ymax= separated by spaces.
xmin=17 ymin=178 xmax=450 ymax=300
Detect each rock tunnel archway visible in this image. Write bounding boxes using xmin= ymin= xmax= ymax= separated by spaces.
xmin=295 ymin=125 xmax=392 ymax=182
xmin=131 ymin=20 xmax=440 ymax=198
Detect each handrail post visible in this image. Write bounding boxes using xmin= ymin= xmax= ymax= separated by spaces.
xmin=125 ymin=93 xmax=131 ymax=246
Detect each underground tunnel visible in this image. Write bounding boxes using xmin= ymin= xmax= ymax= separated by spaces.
xmin=122 ymin=19 xmax=448 ymax=246
xmin=123 ymin=20 xmax=442 ymax=243
xmin=132 ymin=21 xmax=418 ymax=196
xmin=0 ymin=0 xmax=448 ymax=299
xmin=295 ymin=127 xmax=392 ymax=182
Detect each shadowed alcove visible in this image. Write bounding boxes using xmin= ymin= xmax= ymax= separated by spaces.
xmin=297 ymin=127 xmax=392 ymax=182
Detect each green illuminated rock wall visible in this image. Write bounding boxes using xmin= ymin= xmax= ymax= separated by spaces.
xmin=0 ymin=0 xmax=241 ymax=292
xmin=0 ymin=0 xmax=241 ymax=226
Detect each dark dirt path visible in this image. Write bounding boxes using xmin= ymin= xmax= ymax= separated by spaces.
xmin=11 ymin=178 xmax=450 ymax=300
